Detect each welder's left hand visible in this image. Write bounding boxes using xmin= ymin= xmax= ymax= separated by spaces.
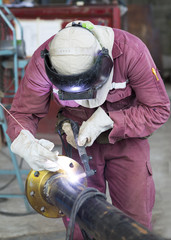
xmin=78 ymin=107 xmax=114 ymax=147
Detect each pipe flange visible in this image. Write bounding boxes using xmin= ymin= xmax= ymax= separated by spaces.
xmin=25 ymin=155 xmax=86 ymax=218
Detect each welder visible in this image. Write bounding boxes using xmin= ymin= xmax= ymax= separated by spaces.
xmin=6 ymin=20 xmax=170 ymax=239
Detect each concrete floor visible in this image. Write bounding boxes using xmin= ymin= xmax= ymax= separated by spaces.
xmin=0 ymin=84 xmax=171 ymax=240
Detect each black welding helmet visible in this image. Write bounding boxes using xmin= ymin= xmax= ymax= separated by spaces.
xmin=41 ymin=47 xmax=113 ymax=100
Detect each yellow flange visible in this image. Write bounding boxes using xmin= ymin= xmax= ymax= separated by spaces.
xmin=25 ymin=155 xmax=86 ymax=218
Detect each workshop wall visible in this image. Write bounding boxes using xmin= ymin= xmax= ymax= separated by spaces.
xmin=126 ymin=0 xmax=171 ymax=80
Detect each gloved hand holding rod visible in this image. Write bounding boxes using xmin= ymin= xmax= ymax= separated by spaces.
xmin=58 ymin=118 xmax=96 ymax=178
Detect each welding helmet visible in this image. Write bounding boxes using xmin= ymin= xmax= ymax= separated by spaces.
xmin=41 ymin=22 xmax=113 ymax=100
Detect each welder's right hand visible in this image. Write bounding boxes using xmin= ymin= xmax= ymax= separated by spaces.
xmin=11 ymin=129 xmax=60 ymax=172
xmin=62 ymin=122 xmax=77 ymax=149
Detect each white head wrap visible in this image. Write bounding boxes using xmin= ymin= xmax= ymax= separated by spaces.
xmin=49 ymin=26 xmax=101 ymax=75
xmin=49 ymin=20 xmax=114 ymax=108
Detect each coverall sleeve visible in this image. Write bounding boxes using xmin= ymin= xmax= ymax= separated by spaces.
xmin=6 ymin=52 xmax=53 ymax=142
xmin=108 ymin=43 xmax=170 ymax=143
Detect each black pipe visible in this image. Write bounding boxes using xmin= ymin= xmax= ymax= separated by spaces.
xmin=44 ymin=174 xmax=164 ymax=240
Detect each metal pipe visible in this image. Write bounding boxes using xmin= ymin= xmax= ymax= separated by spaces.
xmin=43 ymin=174 xmax=164 ymax=240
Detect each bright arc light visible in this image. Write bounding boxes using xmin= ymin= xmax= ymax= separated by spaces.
xmin=70 ymin=86 xmax=82 ymax=92
xmin=68 ymin=172 xmax=86 ymax=183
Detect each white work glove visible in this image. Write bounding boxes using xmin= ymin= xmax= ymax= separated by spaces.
xmin=11 ymin=129 xmax=60 ymax=172
xmin=62 ymin=122 xmax=77 ymax=149
xmin=78 ymin=107 xmax=114 ymax=147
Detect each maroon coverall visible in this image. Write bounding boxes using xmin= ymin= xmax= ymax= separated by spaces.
xmin=7 ymin=28 xmax=170 ymax=238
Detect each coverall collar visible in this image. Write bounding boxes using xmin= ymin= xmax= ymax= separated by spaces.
xmin=112 ymin=42 xmax=123 ymax=59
